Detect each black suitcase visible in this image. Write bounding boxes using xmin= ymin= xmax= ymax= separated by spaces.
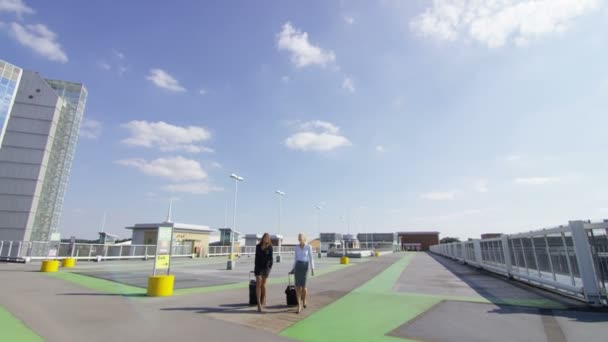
xmin=249 ymin=271 xmax=257 ymax=306
xmin=285 ymin=274 xmax=298 ymax=306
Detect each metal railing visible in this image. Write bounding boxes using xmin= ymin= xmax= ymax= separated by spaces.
xmin=430 ymin=220 xmax=608 ymax=306
xmin=207 ymin=245 xmax=300 ymax=257
xmin=0 ymin=241 xmax=194 ymax=261
xmin=0 ymin=242 xmax=306 ymax=261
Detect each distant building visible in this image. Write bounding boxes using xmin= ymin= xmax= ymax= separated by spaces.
xmin=98 ymin=232 xmax=118 ymax=245
xmin=320 ymin=233 xmax=343 ymax=252
xmin=216 ymin=228 xmax=241 ymax=245
xmin=245 ymin=233 xmax=262 ymax=247
xmin=398 ymin=231 xmax=440 ymax=251
xmin=357 ymin=233 xmax=398 ymax=249
xmin=343 ymin=234 xmax=360 ymax=249
xmin=0 ymin=59 xmax=87 ymax=243
xmin=481 ymin=233 xmax=502 ymax=240
xmin=126 ymin=221 xmax=214 ymax=257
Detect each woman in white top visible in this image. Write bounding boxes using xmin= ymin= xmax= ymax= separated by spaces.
xmin=289 ymin=233 xmax=315 ymax=314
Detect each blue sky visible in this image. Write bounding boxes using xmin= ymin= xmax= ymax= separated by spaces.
xmin=1 ymin=0 xmax=608 ymax=240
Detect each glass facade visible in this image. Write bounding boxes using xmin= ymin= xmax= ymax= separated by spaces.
xmin=30 ymin=80 xmax=88 ymax=241
xmin=0 ymin=60 xmax=22 ymax=147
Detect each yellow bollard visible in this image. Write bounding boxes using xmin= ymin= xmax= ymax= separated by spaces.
xmin=375 ymin=251 xmax=380 ymax=257
xmin=340 ymin=256 xmax=349 ymax=265
xmin=62 ymin=258 xmax=76 ymax=268
xmin=147 ymin=275 xmax=175 ymax=297
xmin=40 ymin=260 xmax=59 ymax=272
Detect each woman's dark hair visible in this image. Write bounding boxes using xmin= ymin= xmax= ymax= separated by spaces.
xmin=259 ymin=233 xmax=271 ymax=249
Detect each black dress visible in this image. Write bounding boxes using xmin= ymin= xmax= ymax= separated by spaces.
xmin=254 ymin=244 xmax=273 ymax=277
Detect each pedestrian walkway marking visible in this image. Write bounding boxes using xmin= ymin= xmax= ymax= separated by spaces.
xmin=280 ymin=253 xmax=564 ymax=342
xmin=0 ymin=306 xmax=43 ymax=342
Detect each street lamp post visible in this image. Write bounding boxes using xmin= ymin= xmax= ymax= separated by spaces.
xmin=275 ymin=190 xmax=285 ymax=263
xmin=316 ymin=205 xmax=322 ymax=258
xmin=340 ymin=215 xmax=346 ymax=257
xmin=227 ymin=173 xmax=243 ymax=270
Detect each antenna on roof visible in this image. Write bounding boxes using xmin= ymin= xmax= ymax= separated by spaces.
xmin=166 ymin=199 xmax=173 ymax=223
xmin=100 ymin=212 xmax=107 ymax=233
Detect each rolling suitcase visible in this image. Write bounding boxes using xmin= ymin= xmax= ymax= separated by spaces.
xmin=285 ymin=274 xmax=298 ymax=306
xmin=249 ymin=271 xmax=257 ymax=306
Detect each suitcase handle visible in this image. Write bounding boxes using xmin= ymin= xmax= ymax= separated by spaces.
xmin=288 ymin=273 xmax=292 ymax=286
xmin=250 ymin=270 xmax=255 ymax=280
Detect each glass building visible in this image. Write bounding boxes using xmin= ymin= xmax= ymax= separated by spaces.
xmin=0 ymin=60 xmax=87 ymax=244
xmin=0 ymin=60 xmax=22 ymax=146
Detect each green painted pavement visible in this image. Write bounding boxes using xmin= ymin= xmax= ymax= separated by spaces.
xmin=281 ymin=254 xmax=425 ymax=342
xmin=0 ymin=306 xmax=43 ymax=342
xmin=280 ymin=253 xmax=564 ymax=342
xmin=49 ymin=272 xmax=146 ymax=296
xmin=47 ymin=263 xmax=352 ymax=297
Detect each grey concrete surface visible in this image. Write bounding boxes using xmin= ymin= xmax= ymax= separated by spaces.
xmin=390 ymin=301 xmax=551 ymax=342
xmin=0 ymin=262 xmax=293 ymax=342
xmin=395 ymin=252 xmax=566 ymax=303
xmin=0 ymin=254 xmax=401 ymax=340
xmin=75 ymin=256 xmax=347 ymax=289
xmin=389 ymin=253 xmax=608 ymax=342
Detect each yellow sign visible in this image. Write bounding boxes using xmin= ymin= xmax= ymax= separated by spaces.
xmin=155 ymin=254 xmax=170 ymax=270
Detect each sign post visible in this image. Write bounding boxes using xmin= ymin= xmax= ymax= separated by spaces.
xmin=153 ymin=226 xmax=173 ymax=276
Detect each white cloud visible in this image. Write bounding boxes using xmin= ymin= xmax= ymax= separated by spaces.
xmin=0 ymin=0 xmax=34 ymax=16
xmin=210 ymin=161 xmax=222 ymax=169
xmin=376 ymin=145 xmax=385 ymax=153
xmin=342 ymin=77 xmax=356 ymax=93
xmin=407 ymin=208 xmax=495 ymax=224
xmin=116 ymin=156 xmax=208 ymax=181
xmin=112 ymin=49 xmax=125 ymax=60
xmin=99 ymin=51 xmax=128 ymax=76
xmin=199 ymin=88 xmax=207 ymax=95
xmin=505 ymin=154 xmax=523 ymax=162
xmin=121 ymin=120 xmax=213 ymax=153
xmin=285 ymin=120 xmax=351 ymax=152
xmin=410 ymin=0 xmax=600 ymax=48
xmin=420 ymin=191 xmax=457 ymax=200
xmin=344 ymin=15 xmax=355 ymax=25
xmin=277 ymin=22 xmax=336 ymax=68
xmin=286 ymin=132 xmax=351 ymax=152
xmin=146 ymin=69 xmax=186 ymax=92
xmin=10 ymin=23 xmax=68 ymax=63
xmin=299 ymin=120 xmax=340 ymax=134
xmin=473 ymin=179 xmax=488 ymax=193
xmin=514 ymin=177 xmax=561 ymax=185
xmin=80 ymin=119 xmax=102 ymax=139
xmin=164 ymin=182 xmax=224 ymax=195
xmin=281 ymin=76 xmax=290 ymax=83
xmin=98 ymin=61 xmax=111 ymax=71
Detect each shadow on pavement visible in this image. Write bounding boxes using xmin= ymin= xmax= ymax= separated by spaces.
xmin=162 ymin=303 xmax=293 ymax=315
xmin=488 ymin=306 xmax=608 ymax=322
xmin=59 ymin=292 xmax=146 ymax=298
xmin=427 ymin=253 xmax=608 ymax=321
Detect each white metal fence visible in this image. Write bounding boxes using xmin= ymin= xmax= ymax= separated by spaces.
xmin=430 ymin=220 xmax=608 ymax=306
xmin=0 ymin=241 xmax=194 ymax=261
xmin=0 ymin=242 xmax=305 ymax=262
xmin=207 ymin=245 xmax=299 ymax=256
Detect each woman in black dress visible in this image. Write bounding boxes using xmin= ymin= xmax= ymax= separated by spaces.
xmin=254 ymin=233 xmax=273 ymax=312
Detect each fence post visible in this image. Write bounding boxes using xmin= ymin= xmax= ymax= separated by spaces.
xmin=501 ymin=235 xmax=513 ymax=278
xmin=16 ymin=242 xmax=22 ymax=259
xmin=473 ymin=240 xmax=483 ymax=267
xmin=569 ymin=221 xmax=602 ymax=306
